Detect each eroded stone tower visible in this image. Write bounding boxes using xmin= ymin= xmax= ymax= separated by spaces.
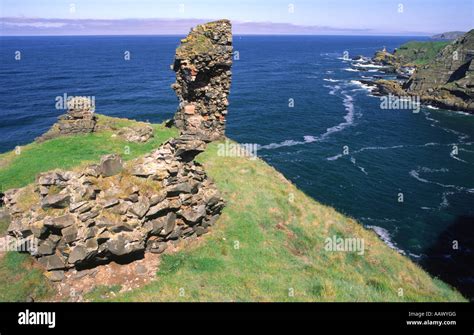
xmin=172 ymin=19 xmax=233 ymax=142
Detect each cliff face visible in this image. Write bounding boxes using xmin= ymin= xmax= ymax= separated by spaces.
xmin=403 ymin=30 xmax=474 ymax=111
xmin=172 ymin=19 xmax=233 ymax=142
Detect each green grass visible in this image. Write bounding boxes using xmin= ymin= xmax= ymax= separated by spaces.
xmin=0 ymin=122 xmax=466 ymax=302
xmin=0 ymin=115 xmax=178 ymax=191
xmin=84 ymin=284 xmax=122 ymax=301
xmin=395 ymin=41 xmax=449 ymax=65
xmin=108 ymin=140 xmax=464 ymax=302
xmin=0 ymin=252 xmax=53 ymax=302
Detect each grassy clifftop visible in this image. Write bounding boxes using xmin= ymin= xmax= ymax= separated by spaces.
xmin=0 ymin=116 xmax=465 ymax=302
xmin=394 ymin=41 xmax=449 ymax=66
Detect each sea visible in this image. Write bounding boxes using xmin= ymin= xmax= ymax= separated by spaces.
xmin=1 ymin=35 xmax=473 ymax=299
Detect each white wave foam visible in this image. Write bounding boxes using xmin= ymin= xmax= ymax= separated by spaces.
xmin=409 ymin=168 xmax=474 ymax=193
xmin=350 ymin=157 xmax=368 ymax=175
xmin=366 ymin=225 xmax=406 ymax=255
xmin=352 ymin=63 xmax=387 ymax=69
xmin=327 ymin=142 xmax=474 ymax=161
xmin=324 ymin=84 xmax=341 ymax=95
xmin=344 ymin=68 xmax=359 ymax=72
xmin=426 ymin=105 xmax=439 ymax=110
xmin=258 ymin=136 xmax=318 ymax=150
xmin=349 ymin=80 xmax=374 ymax=92
xmin=326 ymin=153 xmax=344 ymax=161
xmin=323 ymin=78 xmax=340 ymax=82
xmin=259 ymin=93 xmax=356 ymax=150
xmin=450 ymin=151 xmax=468 ymax=163
xmin=319 ymin=94 xmax=355 ymax=140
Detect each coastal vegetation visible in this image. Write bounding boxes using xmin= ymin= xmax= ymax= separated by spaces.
xmin=394 ymin=41 xmax=450 ymax=65
xmin=0 ymin=118 xmax=465 ymax=302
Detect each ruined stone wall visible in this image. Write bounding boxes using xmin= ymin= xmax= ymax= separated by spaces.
xmin=5 ymin=136 xmax=224 ymax=280
xmin=36 ymin=97 xmax=97 ymax=143
xmin=172 ymin=19 xmax=233 ymax=142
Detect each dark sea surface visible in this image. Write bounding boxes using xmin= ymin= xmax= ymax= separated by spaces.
xmin=1 ymin=35 xmax=473 ymax=298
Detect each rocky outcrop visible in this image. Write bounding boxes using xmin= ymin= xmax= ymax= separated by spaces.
xmin=359 ymin=31 xmax=474 ymax=113
xmin=171 ymin=19 xmax=233 ymax=142
xmin=367 ymin=79 xmax=407 ymax=97
xmin=116 ymin=124 xmax=154 ymax=143
xmin=5 ymin=136 xmax=224 ymax=279
xmin=403 ymin=30 xmax=474 ymax=112
xmin=37 ymin=97 xmax=155 ymax=143
xmin=37 ymin=97 xmax=97 ymax=142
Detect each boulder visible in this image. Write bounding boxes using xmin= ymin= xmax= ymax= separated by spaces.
xmin=100 ymin=154 xmax=123 ymax=177
xmin=41 ymin=192 xmax=70 ymax=209
xmin=38 ymin=254 xmax=66 ymax=271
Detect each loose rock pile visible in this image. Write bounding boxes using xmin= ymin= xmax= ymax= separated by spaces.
xmin=5 ymin=135 xmax=224 ymax=280
xmin=36 ymin=97 xmax=97 ymax=142
xmin=116 ymin=124 xmax=154 ymax=143
xmin=172 ymin=19 xmax=233 ymax=142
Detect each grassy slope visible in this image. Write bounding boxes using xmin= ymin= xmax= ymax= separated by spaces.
xmin=0 ymin=117 xmax=177 ymax=302
xmin=108 ymin=141 xmax=464 ymax=302
xmin=0 ymin=115 xmax=178 ymax=191
xmin=0 ymin=120 xmax=465 ymax=302
xmin=395 ymin=41 xmax=449 ymax=66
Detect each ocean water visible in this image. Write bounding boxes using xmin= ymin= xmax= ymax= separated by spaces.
xmin=1 ymin=35 xmax=473 ymax=298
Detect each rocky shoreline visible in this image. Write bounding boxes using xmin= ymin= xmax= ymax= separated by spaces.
xmin=347 ymin=30 xmax=474 ymax=113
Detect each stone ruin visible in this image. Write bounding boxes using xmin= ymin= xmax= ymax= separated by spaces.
xmin=172 ymin=19 xmax=233 ymax=142
xmin=36 ymin=97 xmax=97 ymax=142
xmin=37 ymin=96 xmax=155 ymax=144
xmin=4 ymin=136 xmax=224 ymax=281
xmin=2 ymin=19 xmax=233 ymax=281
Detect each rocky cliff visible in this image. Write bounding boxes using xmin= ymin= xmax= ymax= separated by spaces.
xmin=368 ymin=30 xmax=474 ymax=113
xmin=402 ymin=29 xmax=474 ymax=112
xmin=171 ymin=19 xmax=233 ymax=142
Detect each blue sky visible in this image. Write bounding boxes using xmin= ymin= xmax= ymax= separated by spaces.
xmin=1 ymin=0 xmax=472 ymax=35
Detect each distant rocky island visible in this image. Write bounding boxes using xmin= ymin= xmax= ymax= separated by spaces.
xmin=352 ymin=30 xmax=474 ymax=113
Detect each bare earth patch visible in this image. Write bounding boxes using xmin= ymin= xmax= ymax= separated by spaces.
xmin=49 ymin=233 xmax=211 ymax=302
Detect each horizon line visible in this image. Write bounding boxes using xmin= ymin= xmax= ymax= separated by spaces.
xmin=0 ymin=17 xmax=445 ymax=37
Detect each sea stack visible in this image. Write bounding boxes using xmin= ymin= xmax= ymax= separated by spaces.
xmin=171 ymin=19 xmax=233 ymax=142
